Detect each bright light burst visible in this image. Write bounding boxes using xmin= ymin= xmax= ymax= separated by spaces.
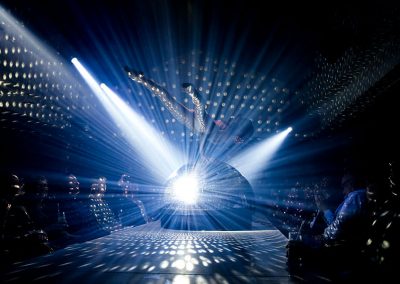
xmin=171 ymin=173 xmax=200 ymax=204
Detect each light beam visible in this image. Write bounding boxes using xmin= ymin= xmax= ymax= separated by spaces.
xmin=72 ymin=58 xmax=184 ymax=180
xmin=228 ymin=127 xmax=293 ymax=182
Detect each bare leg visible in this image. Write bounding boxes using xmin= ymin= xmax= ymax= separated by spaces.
xmin=125 ymin=68 xmax=197 ymax=132
xmin=181 ymin=83 xmax=207 ymax=133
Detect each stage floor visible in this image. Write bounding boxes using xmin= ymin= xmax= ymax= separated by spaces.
xmin=2 ymin=216 xmax=292 ymax=283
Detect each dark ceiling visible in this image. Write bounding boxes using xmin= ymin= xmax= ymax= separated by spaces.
xmin=0 ymin=0 xmax=399 ymax=176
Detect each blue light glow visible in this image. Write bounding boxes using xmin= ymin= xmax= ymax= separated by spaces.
xmin=72 ymin=58 xmax=184 ymax=180
xmin=228 ymin=127 xmax=292 ymax=181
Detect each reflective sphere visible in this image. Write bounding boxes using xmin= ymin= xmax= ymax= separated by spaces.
xmin=161 ymin=158 xmax=255 ymax=230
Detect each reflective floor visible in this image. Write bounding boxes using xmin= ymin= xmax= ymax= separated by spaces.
xmin=1 ymin=217 xmax=291 ymax=283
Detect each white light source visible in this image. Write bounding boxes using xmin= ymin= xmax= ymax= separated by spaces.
xmin=171 ymin=174 xmax=199 ymax=204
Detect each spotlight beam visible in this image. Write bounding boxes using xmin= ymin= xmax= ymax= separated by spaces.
xmin=72 ymin=58 xmax=184 ymax=180
xmin=228 ymin=127 xmax=292 ymax=182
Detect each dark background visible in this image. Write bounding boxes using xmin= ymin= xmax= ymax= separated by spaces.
xmin=0 ymin=0 xmax=399 ymax=183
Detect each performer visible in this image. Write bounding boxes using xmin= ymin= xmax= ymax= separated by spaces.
xmin=125 ymin=68 xmax=254 ymax=145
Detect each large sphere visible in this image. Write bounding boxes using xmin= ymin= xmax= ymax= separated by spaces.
xmin=160 ymin=158 xmax=255 ymax=230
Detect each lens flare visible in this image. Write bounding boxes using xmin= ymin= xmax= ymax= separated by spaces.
xmin=171 ymin=173 xmax=199 ymax=204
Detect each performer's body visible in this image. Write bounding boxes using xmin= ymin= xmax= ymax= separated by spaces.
xmin=125 ymin=68 xmax=254 ymax=145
